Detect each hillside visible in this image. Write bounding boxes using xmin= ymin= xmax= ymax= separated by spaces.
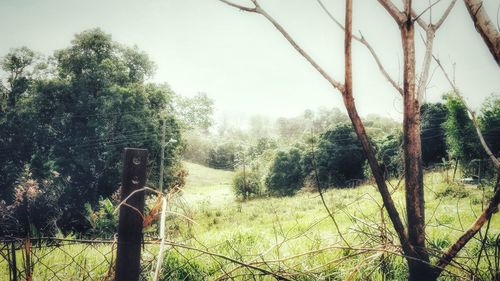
xmin=181 ymin=162 xmax=235 ymax=205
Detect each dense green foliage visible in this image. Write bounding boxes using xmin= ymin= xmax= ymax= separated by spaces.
xmin=444 ymin=94 xmax=482 ymax=165
xmin=232 ymin=169 xmax=262 ymax=199
xmin=207 ymin=143 xmax=237 ymax=170
xmin=265 ymin=148 xmax=304 ymax=196
xmin=420 ymin=102 xmax=448 ymax=166
xmin=376 ymin=133 xmax=403 ymax=178
xmin=0 ymin=29 xmax=184 ymax=234
xmin=314 ymin=124 xmax=366 ymax=187
xmin=480 ymin=95 xmax=500 ymax=157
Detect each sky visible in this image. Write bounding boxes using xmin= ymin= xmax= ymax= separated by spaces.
xmin=0 ymin=0 xmax=499 ymax=123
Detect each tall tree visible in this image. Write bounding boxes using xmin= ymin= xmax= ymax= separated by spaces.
xmin=1 ymin=29 xmax=184 ymax=233
xmin=0 ymin=47 xmax=38 ymax=200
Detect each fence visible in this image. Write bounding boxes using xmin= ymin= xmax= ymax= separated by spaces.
xmin=0 ymin=237 xmax=221 ymax=281
xmin=0 ymin=148 xmax=264 ymax=281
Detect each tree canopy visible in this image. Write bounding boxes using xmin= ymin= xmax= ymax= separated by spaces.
xmin=0 ymin=28 xmax=183 ymax=234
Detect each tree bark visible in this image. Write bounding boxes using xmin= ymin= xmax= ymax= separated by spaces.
xmin=343 ymin=0 xmax=413 ymax=260
xmin=463 ymin=0 xmax=500 ymax=66
xmin=400 ymin=5 xmax=434 ymax=280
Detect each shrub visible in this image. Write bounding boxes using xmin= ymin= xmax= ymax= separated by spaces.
xmin=207 ymin=143 xmax=237 ymax=170
xmin=0 ymin=168 xmax=63 ymax=236
xmin=84 ymin=197 xmax=118 ymax=238
xmin=435 ymin=183 xmax=470 ymax=199
xmin=315 ymin=124 xmax=366 ymax=187
xmin=232 ymin=169 xmax=262 ymax=199
xmin=376 ymin=133 xmax=403 ymax=178
xmin=420 ymin=103 xmax=448 ymax=166
xmin=265 ymin=148 xmax=304 ymax=196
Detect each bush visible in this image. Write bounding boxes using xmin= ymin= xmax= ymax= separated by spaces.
xmin=232 ymin=169 xmax=262 ymax=200
xmin=376 ymin=133 xmax=403 ymax=178
xmin=265 ymin=148 xmax=304 ymax=196
xmin=0 ymin=168 xmax=63 ymax=236
xmin=84 ymin=197 xmax=118 ymax=238
xmin=207 ymin=143 xmax=237 ymax=170
xmin=315 ymin=124 xmax=366 ymax=187
xmin=420 ymin=103 xmax=448 ymax=166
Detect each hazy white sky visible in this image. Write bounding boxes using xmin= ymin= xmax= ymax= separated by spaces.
xmin=1 ymin=0 xmax=499 ymax=121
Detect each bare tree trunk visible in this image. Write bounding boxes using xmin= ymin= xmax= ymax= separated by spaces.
xmin=400 ymin=14 xmax=434 ymax=280
xmin=342 ymin=0 xmax=414 ymax=260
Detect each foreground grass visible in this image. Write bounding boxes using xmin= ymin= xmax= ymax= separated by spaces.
xmin=1 ymin=163 xmax=497 ymax=280
xmin=166 ymin=162 xmax=499 ymax=280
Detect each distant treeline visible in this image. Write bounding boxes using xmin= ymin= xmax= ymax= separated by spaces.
xmin=184 ymin=96 xmax=499 ymax=198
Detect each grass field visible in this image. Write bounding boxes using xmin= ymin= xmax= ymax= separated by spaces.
xmin=1 ymin=162 xmax=498 ymax=280
xmin=165 ymin=162 xmax=499 ymax=280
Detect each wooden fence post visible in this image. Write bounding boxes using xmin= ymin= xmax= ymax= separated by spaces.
xmin=11 ymin=240 xmax=17 ymax=281
xmin=115 ymin=148 xmax=148 ymax=281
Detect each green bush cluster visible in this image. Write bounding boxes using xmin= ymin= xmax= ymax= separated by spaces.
xmin=232 ymin=169 xmax=262 ymax=199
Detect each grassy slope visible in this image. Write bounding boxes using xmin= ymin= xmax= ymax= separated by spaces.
xmin=182 ymin=162 xmax=235 ymax=205
xmin=173 ymin=162 xmax=499 ymax=279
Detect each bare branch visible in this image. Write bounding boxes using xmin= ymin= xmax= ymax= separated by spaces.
xmin=359 ymin=32 xmax=404 ymax=95
xmin=434 ymin=0 xmax=457 ymax=29
xmin=431 ymin=54 xmax=500 ymax=276
xmin=463 ymin=0 xmax=500 ymax=66
xmin=414 ymin=0 xmax=457 ymax=102
xmin=255 ymin=6 xmax=344 ymax=91
xmin=378 ymin=0 xmax=407 ymax=24
xmin=417 ymin=29 xmax=435 ymax=102
xmin=433 ymin=55 xmax=500 ymax=169
xmin=413 ymin=0 xmax=443 ymax=26
xmin=316 ymin=0 xmax=403 ymax=95
xmin=218 ymin=0 xmax=257 ymax=12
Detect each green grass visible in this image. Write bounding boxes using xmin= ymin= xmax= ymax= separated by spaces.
xmin=181 ymin=162 xmax=234 ymax=205
xmin=168 ymin=162 xmax=499 ymax=280
xmin=2 ymin=162 xmax=498 ymax=280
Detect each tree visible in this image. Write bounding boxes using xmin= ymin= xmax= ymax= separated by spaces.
xmin=444 ymin=94 xmax=482 ymax=164
xmin=0 ymin=47 xmax=39 ymax=200
xmin=265 ymin=148 xmax=303 ymax=196
xmin=232 ymin=169 xmax=262 ymax=199
xmin=207 ymin=143 xmax=237 ymax=170
xmin=0 ymin=29 xmax=184 ymax=233
xmin=314 ymin=124 xmax=366 ymax=187
xmin=174 ymin=92 xmax=214 ymax=132
xmin=0 ymin=47 xmax=37 ymax=109
xmin=376 ymin=132 xmax=403 ymax=178
xmin=480 ymin=95 xmax=500 ymax=157
xmin=420 ymin=102 xmax=448 ymax=166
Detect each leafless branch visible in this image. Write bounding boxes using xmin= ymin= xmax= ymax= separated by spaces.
xmin=413 ymin=0 xmax=443 ymax=25
xmin=432 ymin=54 xmax=500 ymax=275
xmin=316 ymin=0 xmax=403 ymax=95
xmin=463 ymin=0 xmax=500 ymax=66
xmin=414 ymin=0 xmax=457 ymax=102
xmin=218 ymin=0 xmax=257 ymax=12
xmin=378 ymin=0 xmax=407 ymax=24
xmin=432 ymin=55 xmax=500 ymax=169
